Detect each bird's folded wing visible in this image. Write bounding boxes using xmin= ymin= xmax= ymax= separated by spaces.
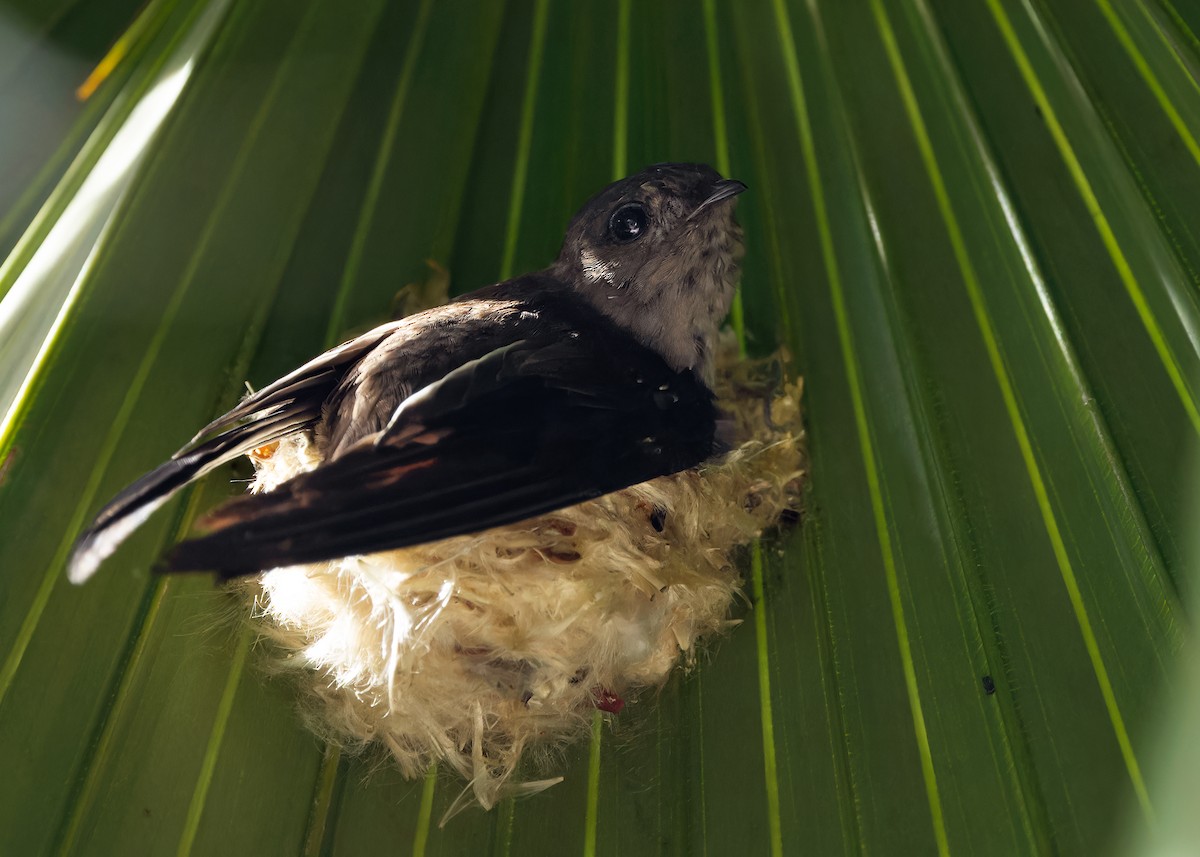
xmin=191 ymin=321 xmax=401 ymax=441
xmin=66 ymin=322 xmax=401 ymax=583
xmin=165 ymin=335 xmax=718 ymax=577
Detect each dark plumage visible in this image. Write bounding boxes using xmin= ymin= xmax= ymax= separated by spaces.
xmin=68 ymin=163 xmax=746 ymax=582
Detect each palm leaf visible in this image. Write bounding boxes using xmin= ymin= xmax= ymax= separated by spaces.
xmin=0 ymin=0 xmax=1196 ymax=853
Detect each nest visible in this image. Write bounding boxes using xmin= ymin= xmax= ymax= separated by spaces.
xmin=234 ymin=334 xmax=805 ymax=815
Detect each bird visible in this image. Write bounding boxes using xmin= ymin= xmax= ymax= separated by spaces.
xmin=67 ymin=162 xmax=747 ymax=583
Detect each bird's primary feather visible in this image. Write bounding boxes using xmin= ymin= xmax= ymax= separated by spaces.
xmin=66 ymin=323 xmax=401 ymax=583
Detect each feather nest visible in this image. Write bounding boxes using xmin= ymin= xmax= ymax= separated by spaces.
xmin=233 ymin=332 xmax=805 ymax=816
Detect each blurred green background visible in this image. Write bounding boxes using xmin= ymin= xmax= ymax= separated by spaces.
xmin=1 ymin=0 xmax=1199 ymax=854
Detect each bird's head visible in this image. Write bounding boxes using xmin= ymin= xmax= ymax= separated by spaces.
xmin=552 ymin=163 xmax=746 ymax=379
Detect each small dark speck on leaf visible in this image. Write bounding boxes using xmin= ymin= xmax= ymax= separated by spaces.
xmin=981 ymin=675 xmax=996 ymax=695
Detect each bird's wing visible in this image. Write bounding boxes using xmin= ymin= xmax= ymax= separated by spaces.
xmin=165 ymin=333 xmax=719 ymax=577
xmin=66 ymin=322 xmax=401 ymax=583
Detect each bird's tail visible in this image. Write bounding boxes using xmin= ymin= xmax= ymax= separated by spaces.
xmin=66 ymin=407 xmax=310 ymax=584
xmin=65 ymin=321 xmax=402 ymax=584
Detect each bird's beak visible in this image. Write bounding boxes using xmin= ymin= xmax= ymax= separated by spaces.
xmin=689 ymin=179 xmax=748 ymax=220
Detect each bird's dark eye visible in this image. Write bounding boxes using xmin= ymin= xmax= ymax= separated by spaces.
xmin=608 ymin=203 xmax=649 ymax=243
